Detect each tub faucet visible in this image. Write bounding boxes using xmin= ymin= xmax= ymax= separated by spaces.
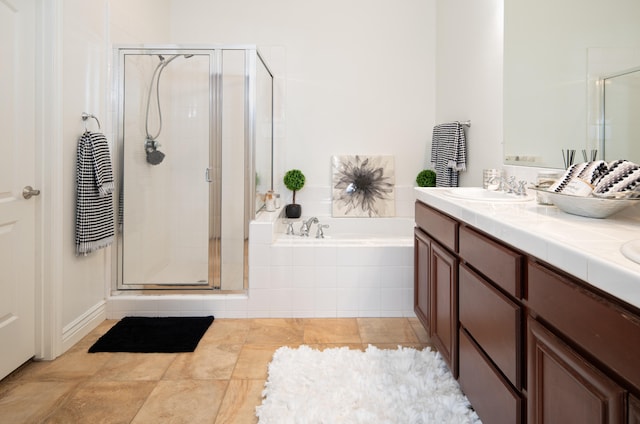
xmin=300 ymin=217 xmax=318 ymax=237
xmin=316 ymin=224 xmax=329 ymax=239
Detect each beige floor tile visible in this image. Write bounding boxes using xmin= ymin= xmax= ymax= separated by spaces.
xmin=305 ymin=343 xmax=365 ymax=351
xmin=132 ymin=380 xmax=228 ymax=424
xmin=16 ymin=350 xmax=113 ymax=381
xmin=232 ymin=344 xmax=282 ymax=380
xmin=163 ymin=344 xmax=242 ymax=380
xmin=0 ymin=381 xmax=77 ymax=423
xmin=215 ymin=379 xmax=264 ymax=424
xmin=368 ymin=342 xmax=434 ymax=351
xmin=0 ymin=317 xmax=424 ymax=423
xmin=43 ymin=381 xmax=156 ymax=423
xmin=357 ymin=318 xmax=419 ymax=344
xmin=245 ymin=318 xmax=304 ymax=344
xmin=200 ymin=319 xmax=251 ymax=345
xmin=409 ymin=317 xmax=431 ymax=344
xmin=92 ymin=353 xmax=177 ymax=381
xmin=67 ymin=319 xmax=119 ymax=353
xmin=303 ymin=318 xmax=361 ymax=344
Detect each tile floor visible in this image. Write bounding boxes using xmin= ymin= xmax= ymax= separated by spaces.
xmin=0 ymin=317 xmax=432 ymax=423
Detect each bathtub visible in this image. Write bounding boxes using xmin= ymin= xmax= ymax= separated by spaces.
xmin=275 ymin=216 xmax=415 ymax=245
xmin=247 ymin=216 xmax=415 ymax=318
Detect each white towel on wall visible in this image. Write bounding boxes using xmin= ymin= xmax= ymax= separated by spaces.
xmin=430 ymin=122 xmax=467 ymax=187
xmin=75 ymin=131 xmax=115 ymax=255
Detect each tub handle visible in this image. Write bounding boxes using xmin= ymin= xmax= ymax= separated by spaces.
xmin=316 ymin=224 xmax=330 ymax=239
xmin=285 ymin=221 xmax=295 ymax=235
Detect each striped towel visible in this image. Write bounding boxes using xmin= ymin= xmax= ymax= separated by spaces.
xmin=594 ymin=160 xmax=640 ymax=195
xmin=549 ymin=160 xmax=608 ymax=193
xmin=430 ymin=122 xmax=467 ymax=187
xmin=75 ymin=131 xmax=115 ymax=255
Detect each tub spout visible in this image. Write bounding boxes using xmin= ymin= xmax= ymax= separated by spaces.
xmin=300 ymin=217 xmax=319 ymax=237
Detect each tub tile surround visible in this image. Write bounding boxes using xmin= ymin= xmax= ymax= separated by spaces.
xmin=415 ymin=187 xmax=640 ymax=309
xmin=108 ymin=185 xmax=416 ymax=319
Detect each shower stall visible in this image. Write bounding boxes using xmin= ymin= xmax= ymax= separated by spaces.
xmin=113 ymin=46 xmax=273 ymax=292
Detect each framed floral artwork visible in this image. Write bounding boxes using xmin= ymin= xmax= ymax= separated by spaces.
xmin=331 ymin=155 xmax=395 ymax=217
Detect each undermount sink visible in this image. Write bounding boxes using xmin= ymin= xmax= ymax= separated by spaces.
xmin=444 ymin=187 xmax=533 ymax=202
xmin=621 ymin=240 xmax=640 ymax=265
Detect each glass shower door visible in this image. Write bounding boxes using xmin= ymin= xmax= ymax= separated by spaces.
xmin=117 ymin=49 xmax=217 ymax=289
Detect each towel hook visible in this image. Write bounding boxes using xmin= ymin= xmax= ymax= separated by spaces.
xmin=82 ymin=112 xmax=101 ymax=131
xmin=457 ymin=120 xmax=471 ymax=128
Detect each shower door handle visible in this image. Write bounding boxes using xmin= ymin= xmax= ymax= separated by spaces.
xmin=205 ymin=167 xmax=213 ymax=183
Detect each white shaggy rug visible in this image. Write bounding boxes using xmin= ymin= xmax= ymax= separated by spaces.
xmin=256 ymin=345 xmax=481 ymax=424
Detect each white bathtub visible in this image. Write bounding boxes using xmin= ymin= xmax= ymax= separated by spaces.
xmin=274 ymin=216 xmax=415 ymax=246
xmin=244 ymin=216 xmax=415 ymax=318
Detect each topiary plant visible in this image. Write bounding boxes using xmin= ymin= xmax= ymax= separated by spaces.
xmin=416 ymin=169 xmax=436 ymax=187
xmin=283 ymin=169 xmax=306 ymax=218
xmin=283 ymin=169 xmax=306 ymax=204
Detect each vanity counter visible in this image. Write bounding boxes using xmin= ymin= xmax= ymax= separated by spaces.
xmin=415 ymin=187 xmax=640 ymax=310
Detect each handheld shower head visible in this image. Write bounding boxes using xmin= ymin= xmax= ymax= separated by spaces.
xmin=146 ymin=149 xmax=165 ymax=165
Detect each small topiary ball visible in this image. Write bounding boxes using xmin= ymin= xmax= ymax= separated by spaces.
xmin=416 ymin=169 xmax=436 ymax=187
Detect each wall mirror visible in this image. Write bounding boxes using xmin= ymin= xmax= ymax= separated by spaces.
xmin=504 ymin=0 xmax=640 ymax=169
xmin=599 ymin=66 xmax=640 ymax=164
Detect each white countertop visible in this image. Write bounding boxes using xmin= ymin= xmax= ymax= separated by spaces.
xmin=415 ymin=187 xmax=640 ymax=310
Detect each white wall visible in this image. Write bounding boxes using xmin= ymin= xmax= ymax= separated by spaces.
xmin=435 ymin=0 xmax=504 ymax=187
xmin=59 ymin=0 xmax=111 ymax=348
xmin=51 ymin=0 xmax=506 ymax=348
xmin=170 ymin=0 xmax=437 ymax=205
xmin=53 ymin=0 xmax=172 ymax=353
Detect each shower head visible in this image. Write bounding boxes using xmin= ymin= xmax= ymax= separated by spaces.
xmin=184 ymin=54 xmax=194 ymax=59
xmin=145 ymin=138 xmax=165 ymax=165
xmin=146 ymin=149 xmax=165 ymax=165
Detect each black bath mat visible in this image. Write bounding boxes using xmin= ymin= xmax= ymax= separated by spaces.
xmin=88 ymin=316 xmax=214 ymax=353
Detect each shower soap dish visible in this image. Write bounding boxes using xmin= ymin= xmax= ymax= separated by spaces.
xmin=530 ymin=187 xmax=640 ymax=219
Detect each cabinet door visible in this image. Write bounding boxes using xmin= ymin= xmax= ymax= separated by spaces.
xmin=630 ymin=395 xmax=640 ymax=424
xmin=528 ymin=317 xmax=626 ymax=424
xmin=430 ymin=241 xmax=458 ymax=377
xmin=414 ymin=228 xmax=431 ymax=333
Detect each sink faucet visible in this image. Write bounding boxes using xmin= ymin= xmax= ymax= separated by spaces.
xmin=299 ymin=217 xmax=318 ymax=237
xmin=489 ymin=176 xmax=528 ymax=196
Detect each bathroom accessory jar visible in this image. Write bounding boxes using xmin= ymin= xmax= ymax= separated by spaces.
xmin=483 ymin=169 xmax=503 ymax=190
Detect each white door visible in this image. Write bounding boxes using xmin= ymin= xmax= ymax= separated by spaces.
xmin=0 ymin=0 xmax=37 ymax=380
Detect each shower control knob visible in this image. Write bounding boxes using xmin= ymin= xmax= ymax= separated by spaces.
xmin=22 ymin=186 xmax=41 ymax=199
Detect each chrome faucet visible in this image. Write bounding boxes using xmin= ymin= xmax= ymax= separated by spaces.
xmin=299 ymin=217 xmax=319 ymax=237
xmin=316 ymin=224 xmax=329 ymax=239
xmin=488 ymin=176 xmax=528 ymax=196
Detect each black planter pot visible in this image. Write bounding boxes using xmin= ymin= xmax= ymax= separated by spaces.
xmin=285 ymin=203 xmax=302 ymax=219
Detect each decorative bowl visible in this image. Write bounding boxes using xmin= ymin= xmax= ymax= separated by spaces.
xmin=530 ymin=187 xmax=640 ymax=219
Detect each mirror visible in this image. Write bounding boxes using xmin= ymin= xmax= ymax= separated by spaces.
xmin=600 ymin=66 xmax=640 ymax=163
xmin=504 ymin=0 xmax=640 ymax=168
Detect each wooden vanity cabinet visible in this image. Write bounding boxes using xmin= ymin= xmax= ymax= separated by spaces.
xmin=414 ymin=202 xmax=459 ymax=376
xmin=430 ymin=241 xmax=458 ymax=376
xmin=630 ymin=396 xmax=640 ymax=424
xmin=527 ymin=260 xmax=640 ymax=424
xmin=414 ymin=228 xmax=431 ymax=333
xmin=528 ymin=316 xmax=626 ymax=424
xmin=457 ymin=227 xmax=525 ymax=424
xmin=414 ymin=199 xmax=640 ymax=423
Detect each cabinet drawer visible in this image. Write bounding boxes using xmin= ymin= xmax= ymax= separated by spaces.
xmin=528 ymin=261 xmax=640 ymax=392
xmin=415 ymin=201 xmax=458 ymax=252
xmin=459 ymin=226 xmax=522 ymax=298
xmin=459 ymin=264 xmax=521 ymax=388
xmin=459 ymin=328 xmax=523 ymax=424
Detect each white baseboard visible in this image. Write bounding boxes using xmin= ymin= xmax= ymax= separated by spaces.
xmin=61 ymin=300 xmax=107 ymax=354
